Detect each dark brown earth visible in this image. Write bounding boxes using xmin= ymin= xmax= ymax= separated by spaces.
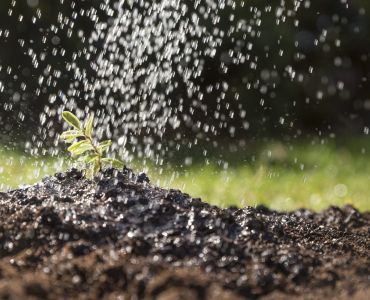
xmin=0 ymin=168 xmax=369 ymax=300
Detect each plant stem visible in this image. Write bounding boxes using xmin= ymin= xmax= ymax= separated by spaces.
xmin=84 ymin=132 xmax=102 ymax=170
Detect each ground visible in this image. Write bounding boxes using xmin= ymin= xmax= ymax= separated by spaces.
xmin=0 ymin=168 xmax=368 ymax=299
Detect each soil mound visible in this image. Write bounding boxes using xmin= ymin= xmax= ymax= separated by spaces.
xmin=0 ymin=168 xmax=369 ymax=299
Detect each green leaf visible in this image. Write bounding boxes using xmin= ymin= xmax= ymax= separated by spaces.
xmin=67 ymin=140 xmax=94 ymax=156
xmin=63 ymin=136 xmax=77 ymax=144
xmin=97 ymin=140 xmax=112 ymax=153
xmin=78 ymin=154 xmax=98 ymax=164
xmin=85 ymin=165 xmax=97 ymax=179
xmin=60 ymin=130 xmax=84 ymax=143
xmin=101 ymin=157 xmax=124 ymax=168
xmin=71 ymin=146 xmax=95 ymax=156
xmin=85 ymin=168 xmax=93 ymax=179
xmin=85 ymin=114 xmax=94 ymax=138
xmin=62 ymin=111 xmax=81 ymax=130
xmin=61 ymin=130 xmax=84 ymax=138
xmin=67 ymin=140 xmax=89 ymax=152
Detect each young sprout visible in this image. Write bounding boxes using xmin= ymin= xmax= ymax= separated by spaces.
xmin=60 ymin=111 xmax=124 ymax=178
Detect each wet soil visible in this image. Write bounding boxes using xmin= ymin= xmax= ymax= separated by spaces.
xmin=0 ymin=168 xmax=369 ymax=299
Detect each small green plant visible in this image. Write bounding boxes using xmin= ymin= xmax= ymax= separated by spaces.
xmin=60 ymin=111 xmax=123 ymax=178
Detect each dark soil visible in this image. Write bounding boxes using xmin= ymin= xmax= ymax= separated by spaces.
xmin=0 ymin=168 xmax=369 ymax=300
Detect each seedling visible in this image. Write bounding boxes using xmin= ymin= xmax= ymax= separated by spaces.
xmin=60 ymin=111 xmax=123 ymax=178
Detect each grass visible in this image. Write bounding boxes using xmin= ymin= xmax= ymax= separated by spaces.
xmin=0 ymin=147 xmax=63 ymax=190
xmin=1 ymin=139 xmax=370 ymax=211
xmin=154 ymin=139 xmax=370 ymax=212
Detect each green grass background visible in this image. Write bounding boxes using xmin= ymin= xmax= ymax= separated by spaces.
xmin=1 ymin=139 xmax=369 ymax=212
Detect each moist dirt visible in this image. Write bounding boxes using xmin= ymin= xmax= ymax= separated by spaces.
xmin=0 ymin=168 xmax=369 ymax=299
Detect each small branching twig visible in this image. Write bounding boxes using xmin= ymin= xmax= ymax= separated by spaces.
xmin=60 ymin=111 xmax=124 ymax=178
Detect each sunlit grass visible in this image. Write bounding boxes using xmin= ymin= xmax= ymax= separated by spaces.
xmin=159 ymin=164 xmax=370 ymax=211
xmin=155 ymin=140 xmax=370 ymax=212
xmin=1 ymin=140 xmax=370 ymax=211
xmin=0 ymin=148 xmax=62 ymax=190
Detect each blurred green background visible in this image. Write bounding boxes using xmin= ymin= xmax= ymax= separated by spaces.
xmin=1 ymin=138 xmax=369 ymax=211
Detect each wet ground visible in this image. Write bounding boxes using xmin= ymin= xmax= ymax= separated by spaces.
xmin=0 ymin=168 xmax=369 ymax=299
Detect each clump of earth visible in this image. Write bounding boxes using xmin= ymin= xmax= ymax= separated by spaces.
xmin=0 ymin=168 xmax=369 ymax=299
